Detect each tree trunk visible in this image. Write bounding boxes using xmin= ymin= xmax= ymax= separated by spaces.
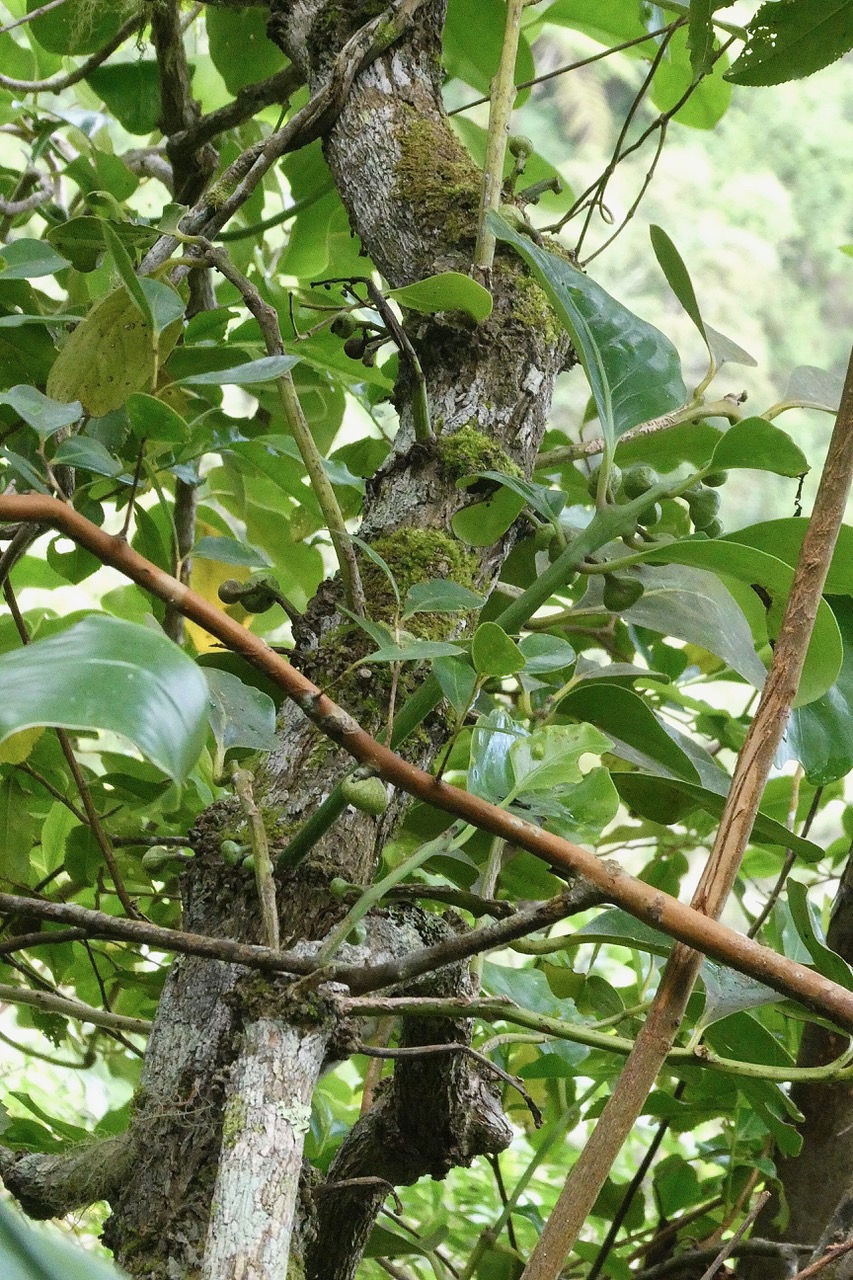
xmin=93 ymin=3 xmax=571 ymax=1278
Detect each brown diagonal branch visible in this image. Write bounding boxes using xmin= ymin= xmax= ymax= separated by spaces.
xmin=519 ymin=335 xmax=853 ymax=1280
xmin=2 ymin=497 xmax=853 ymax=1026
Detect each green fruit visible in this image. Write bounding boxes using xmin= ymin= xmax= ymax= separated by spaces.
xmin=330 ymin=313 xmax=358 ymax=338
xmin=220 ymin=839 xmax=245 ymax=866
xmin=602 ymin=574 xmax=645 ymax=611
xmin=586 ymin=464 xmax=622 ymax=500
xmin=340 ymin=774 xmax=389 ymax=815
xmin=687 ymin=487 xmax=721 ymax=530
xmin=533 ymin=525 xmax=556 ymax=551
xmin=508 ymin=135 xmax=534 ymax=159
xmin=701 ymin=517 xmax=724 ymax=539
xmin=622 ymin=463 xmax=659 ymax=498
xmin=703 ymin=470 xmax=729 ymax=487
xmin=242 ymin=854 xmax=256 ymax=872
xmin=141 ymin=847 xmax=178 ymax=874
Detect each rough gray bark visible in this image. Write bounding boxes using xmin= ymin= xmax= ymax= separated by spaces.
xmin=3 ymin=4 xmax=570 ymax=1278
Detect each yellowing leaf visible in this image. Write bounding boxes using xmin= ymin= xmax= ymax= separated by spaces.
xmin=47 ymin=288 xmax=157 ymax=414
xmin=0 ymin=725 xmax=43 ymax=764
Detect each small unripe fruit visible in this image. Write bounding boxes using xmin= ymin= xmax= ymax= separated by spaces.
xmin=533 ymin=525 xmax=556 ymax=551
xmin=703 ymin=470 xmax=728 ymax=488
xmin=701 ymin=517 xmax=724 ymax=539
xmin=220 ymin=839 xmax=245 ymax=866
xmin=602 ymin=574 xmax=645 ymax=612
xmin=622 ymin=463 xmax=659 ymax=498
xmin=330 ymin=313 xmax=358 ymax=338
xmin=343 ymin=334 xmax=368 ymax=360
xmin=687 ymin=487 xmax=721 ymax=530
xmin=508 ymin=134 xmax=534 ymax=159
xmin=340 ymin=774 xmax=389 ymax=815
xmin=141 ymin=847 xmax=178 ymax=874
xmin=242 ymin=854 xmax=256 ymax=872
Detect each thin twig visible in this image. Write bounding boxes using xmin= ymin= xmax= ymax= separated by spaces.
xmin=792 ymin=1240 xmax=853 ymax=1279
xmin=695 ymin=1190 xmax=769 ymax=1280
xmin=230 ymin=764 xmax=279 ymax=950
xmin=473 ymin=0 xmax=525 ymax=276
xmin=0 ymin=12 xmax=139 ymax=93
xmin=0 ymin=980 xmax=151 ymax=1035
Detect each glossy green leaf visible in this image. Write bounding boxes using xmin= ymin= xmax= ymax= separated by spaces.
xmin=711 ymin=417 xmax=810 ymax=476
xmin=726 ymin=0 xmax=853 ymax=86
xmin=491 ymin=212 xmax=686 ymax=451
xmin=539 ymin=0 xmax=646 ymax=43
xmin=704 ymin=323 xmax=758 ymax=368
xmin=510 ymin=723 xmax=612 ymax=795
xmin=388 ymin=271 xmax=492 ymax=321
xmin=402 ymin=579 xmax=485 ymax=617
xmin=0 ymin=776 xmax=36 ymax=886
xmin=0 ymin=616 xmax=209 ymax=783
xmin=472 ymin=621 xmax=525 ymax=677
xmin=102 ymin=221 xmax=152 ymax=328
xmin=517 ymin=633 xmax=576 ymax=674
xmin=465 ymin=471 xmax=566 ymax=520
xmin=560 ymin=683 xmax=701 ymax=782
xmin=0 ymin=239 xmax=70 ymax=280
xmin=649 ymin=224 xmax=706 ymax=341
xmin=451 ymin=487 xmax=526 ymax=545
xmin=642 ymin=539 xmax=843 ymax=705
xmin=784 ymin=363 xmax=844 ymax=409
xmin=177 ymin=355 xmax=300 ymax=386
xmin=537 ymin=766 xmax=621 ymax=844
xmin=444 ymin=0 xmax=535 ymax=98
xmin=687 ymin=0 xmax=715 ymax=76
xmin=615 ymin=773 xmax=825 ymax=861
xmin=204 ymin=668 xmax=277 ymax=755
xmin=0 ymin=387 xmax=81 ymax=440
xmin=727 ymin=519 xmax=853 ymax=596
xmin=470 ymin=709 xmax=525 ymax=803
xmin=139 ymin=279 xmax=186 ymax=336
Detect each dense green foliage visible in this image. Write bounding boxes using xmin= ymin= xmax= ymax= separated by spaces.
xmin=1 ymin=1 xmax=853 ymax=1278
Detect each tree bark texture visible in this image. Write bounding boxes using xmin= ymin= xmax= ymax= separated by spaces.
xmin=6 ymin=4 xmax=571 ymax=1278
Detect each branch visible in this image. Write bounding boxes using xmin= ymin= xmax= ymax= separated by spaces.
xmin=519 ymin=338 xmax=853 ymax=1280
xmin=0 ymin=981 xmax=150 ymax=1035
xmin=473 ymin=0 xmax=525 ymax=276
xmin=3 ymin=495 xmax=853 ymax=1029
xmin=0 ymin=13 xmax=139 ymax=93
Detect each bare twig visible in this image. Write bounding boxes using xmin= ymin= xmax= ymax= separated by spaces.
xmin=231 ymin=763 xmax=279 ymax=950
xmin=0 ymin=12 xmax=139 ymax=93
xmin=0 ymin=980 xmax=150 ymax=1035
xmin=695 ymin=1190 xmax=769 ymax=1280
xmin=473 ymin=0 xmax=525 ymax=276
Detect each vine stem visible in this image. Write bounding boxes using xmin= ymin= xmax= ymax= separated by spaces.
xmin=4 ymin=496 xmax=853 ymax=1026
xmin=519 ymin=335 xmax=853 ymax=1280
xmin=473 ymin=0 xmax=525 ymax=276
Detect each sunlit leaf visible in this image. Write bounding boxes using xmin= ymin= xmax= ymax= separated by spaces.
xmin=711 ymin=418 xmax=809 ymax=476
xmin=388 ymin=271 xmax=492 ymax=321
xmin=727 ymin=0 xmax=853 ymax=86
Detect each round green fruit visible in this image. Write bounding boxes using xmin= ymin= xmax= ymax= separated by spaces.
xmin=687 ymin=487 xmax=721 ymax=530
xmin=141 ymin=847 xmax=178 ymax=874
xmin=701 ymin=517 xmax=724 ymax=539
xmin=340 ymin=774 xmax=389 ymax=815
xmin=622 ymin=463 xmax=659 ymax=498
xmin=703 ymin=470 xmax=729 ymax=488
xmin=220 ymin=839 xmax=246 ymax=866
xmin=637 ymin=501 xmax=662 ymax=529
xmin=602 ymin=574 xmax=645 ymax=611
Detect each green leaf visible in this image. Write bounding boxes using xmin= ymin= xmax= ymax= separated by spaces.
xmin=432 ymin=655 xmax=478 ymax=714
xmin=0 ymin=387 xmax=81 ymax=440
xmin=650 ymin=27 xmax=732 ymax=129
xmin=470 ymin=709 xmax=525 ymax=803
xmin=52 ymin=436 xmax=126 ymax=479
xmin=193 ymin=536 xmax=272 ymax=569
xmin=0 ymin=776 xmax=36 ymax=886
xmin=0 ymin=239 xmax=70 ymax=280
xmin=102 ymin=221 xmax=153 ymax=329
xmin=388 ymin=271 xmax=493 ymax=321
xmin=139 ymin=278 xmax=186 ymax=336
xmin=517 ymin=634 xmax=576 ymax=675
xmin=540 ymin=0 xmax=646 ymax=44
xmin=787 ymin=597 xmax=853 ymax=783
xmin=126 ymin=393 xmax=188 ymax=443
xmin=402 ymin=579 xmax=486 ymax=618
xmin=560 ymin=683 xmax=701 ymax=782
xmin=642 ymin=540 xmax=843 ymax=705
xmin=85 ymin=62 xmax=163 ymax=136
xmin=472 ymin=621 xmax=525 ymax=677
xmin=784 ymin=363 xmax=844 ymax=409
xmin=787 ymin=879 xmax=853 ymax=988
xmin=206 ymin=5 xmax=288 ymax=93
xmin=614 ymin=773 xmax=825 ymax=861
xmin=204 ymin=669 xmax=277 ymax=755
xmin=466 ymin=471 xmax=566 ymax=521
xmin=490 ymin=212 xmax=686 ymax=453
xmin=177 ymin=355 xmax=300 ymax=386
xmin=711 ymin=418 xmax=809 ymax=476
xmin=27 ymin=0 xmax=129 ymax=55
xmin=726 ymin=0 xmax=853 ymax=86
xmin=444 ymin=0 xmax=535 ymax=98
xmin=0 ymin=1197 xmax=129 ymax=1279
xmin=363 ymin=639 xmax=465 ymax=664
xmin=0 ymin=616 xmax=209 ymax=783
xmin=510 ymin=723 xmax=612 ymax=795
xmin=727 ymin=519 xmax=853 ymax=596
xmin=699 ymin=962 xmax=782 ymax=1029
xmin=649 ymin=224 xmax=706 ymax=342
xmin=704 ymin=323 xmax=758 ymax=368
xmin=451 ymin=486 xmax=526 ymax=545
xmin=687 ymin=0 xmax=715 ymax=76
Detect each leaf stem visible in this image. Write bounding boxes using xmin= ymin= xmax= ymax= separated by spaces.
xmin=473 ymin=0 xmax=525 ymax=276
